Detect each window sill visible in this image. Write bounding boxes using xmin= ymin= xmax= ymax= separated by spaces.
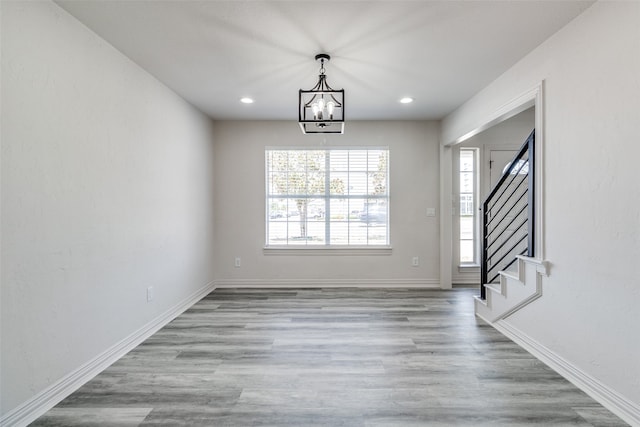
xmin=458 ymin=264 xmax=480 ymax=273
xmin=263 ymin=246 xmax=392 ymax=256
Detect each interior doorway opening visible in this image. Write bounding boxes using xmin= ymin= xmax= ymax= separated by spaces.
xmin=452 ymin=107 xmax=535 ymax=286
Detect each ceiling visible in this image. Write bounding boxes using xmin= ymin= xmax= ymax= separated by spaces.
xmin=56 ymin=1 xmax=593 ymax=121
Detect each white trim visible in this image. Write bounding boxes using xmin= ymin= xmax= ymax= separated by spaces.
xmin=446 ymin=83 xmax=541 ymax=147
xmin=483 ymin=143 xmax=521 ymax=202
xmin=263 ymin=246 xmax=392 ymax=256
xmin=264 ymin=145 xmax=390 ymax=151
xmin=452 ymin=277 xmax=480 ymax=286
xmin=1 ymin=281 xmax=216 ymax=427
xmin=533 ymin=82 xmax=545 ymax=260
xmin=452 ymin=283 xmax=479 ymax=289
xmin=440 ymin=81 xmax=545 ymax=294
xmin=452 ymin=147 xmax=481 ymax=267
xmin=439 ymin=143 xmax=453 ymax=289
xmin=475 ymin=255 xmax=549 ymax=323
xmin=458 ymin=264 xmax=480 ymax=270
xmin=214 ymin=278 xmax=439 ymax=288
xmin=493 ymin=321 xmax=640 ymax=427
xmin=265 ymin=147 xmax=391 ymax=248
xmin=516 ymin=254 xmax=549 ymax=276
xmin=492 ymin=269 xmax=542 ymax=321
xmin=453 ymin=264 xmax=480 ymax=285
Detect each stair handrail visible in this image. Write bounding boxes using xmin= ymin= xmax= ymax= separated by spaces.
xmin=480 ymin=129 xmax=535 ymax=299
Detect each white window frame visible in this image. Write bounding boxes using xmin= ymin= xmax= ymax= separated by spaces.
xmin=264 ymin=147 xmax=391 ymax=252
xmin=458 ymin=147 xmax=479 ymax=266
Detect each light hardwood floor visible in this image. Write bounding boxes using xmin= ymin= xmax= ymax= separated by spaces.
xmin=32 ymin=288 xmax=627 ymax=426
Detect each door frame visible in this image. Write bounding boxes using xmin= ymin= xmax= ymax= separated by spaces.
xmin=439 ymin=81 xmax=545 ymax=289
xmin=485 ymin=145 xmax=521 ymax=199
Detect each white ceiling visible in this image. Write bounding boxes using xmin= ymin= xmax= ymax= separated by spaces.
xmin=56 ymin=1 xmax=593 ymax=121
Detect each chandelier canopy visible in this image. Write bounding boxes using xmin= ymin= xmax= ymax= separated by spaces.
xmin=299 ymin=54 xmax=345 ymax=134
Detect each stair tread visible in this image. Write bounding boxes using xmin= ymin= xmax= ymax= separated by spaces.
xmin=476 ymin=256 xmax=545 ymax=323
xmin=485 ymin=282 xmax=502 ymax=293
xmin=499 ymin=270 xmax=519 ymax=280
xmin=473 ymin=295 xmax=488 ymax=307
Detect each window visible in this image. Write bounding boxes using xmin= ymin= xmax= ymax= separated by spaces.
xmin=266 ymin=148 xmax=389 ymax=246
xmin=459 ymin=149 xmax=477 ymax=264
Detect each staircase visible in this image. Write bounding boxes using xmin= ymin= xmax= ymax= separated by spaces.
xmin=475 ymin=255 xmax=548 ymax=322
xmin=475 ymin=130 xmax=546 ymax=322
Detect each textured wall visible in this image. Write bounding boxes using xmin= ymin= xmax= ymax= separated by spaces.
xmin=213 ymin=121 xmax=440 ymax=286
xmin=1 ymin=1 xmax=216 ymax=416
xmin=442 ymin=0 xmax=640 ymax=409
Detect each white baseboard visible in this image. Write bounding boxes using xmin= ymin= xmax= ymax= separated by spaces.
xmin=494 ymin=320 xmax=640 ymax=427
xmin=214 ymin=278 xmax=440 ymax=288
xmin=1 ymin=281 xmax=216 ymax=427
xmin=452 ymin=277 xmax=480 ymax=285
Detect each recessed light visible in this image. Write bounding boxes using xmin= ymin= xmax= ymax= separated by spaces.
xmin=240 ymin=97 xmax=254 ymax=104
xmin=399 ymin=97 xmax=414 ymax=104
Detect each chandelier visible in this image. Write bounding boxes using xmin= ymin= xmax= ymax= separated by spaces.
xmin=299 ymin=54 xmax=345 ymax=134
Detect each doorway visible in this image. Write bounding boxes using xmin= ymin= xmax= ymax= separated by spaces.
xmin=489 ymin=149 xmax=519 ymax=189
xmin=451 ymin=107 xmax=535 ymax=285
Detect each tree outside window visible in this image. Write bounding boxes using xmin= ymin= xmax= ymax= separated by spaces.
xmin=266 ymin=149 xmax=389 ymax=246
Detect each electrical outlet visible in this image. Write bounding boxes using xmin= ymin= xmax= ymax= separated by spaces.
xmin=147 ymin=286 xmax=154 ymax=302
xmin=412 ymin=256 xmax=419 ymax=267
xmin=234 ymin=257 xmax=241 ymax=268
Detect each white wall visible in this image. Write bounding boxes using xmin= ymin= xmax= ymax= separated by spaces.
xmin=1 ymin=1 xmax=216 ymax=417
xmin=459 ymin=107 xmax=534 ymax=198
xmin=213 ymin=121 xmax=440 ymax=286
xmin=442 ymin=0 xmax=640 ymax=411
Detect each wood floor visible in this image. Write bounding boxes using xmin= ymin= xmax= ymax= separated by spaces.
xmin=32 ymin=288 xmax=627 ymax=426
